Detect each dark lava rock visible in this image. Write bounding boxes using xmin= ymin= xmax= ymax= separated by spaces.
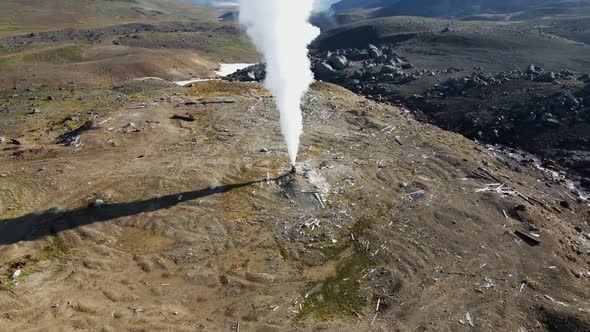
xmin=382 ymin=47 xmax=398 ymax=57
xmin=304 ymin=40 xmax=590 ymax=180
xmin=375 ymin=54 xmax=388 ymax=63
xmin=327 ymin=55 xmax=349 ymax=70
xmin=526 ymin=64 xmax=544 ymax=75
xmin=312 ymin=62 xmax=336 ymax=81
xmin=535 ymin=72 xmax=557 ymax=82
xmin=368 ymin=44 xmax=382 ymax=58
xmin=225 ymin=63 xmax=266 ymax=82
xmin=46 ymin=96 xmax=55 ymax=101
xmin=380 ymin=65 xmax=398 ymax=74
xmin=560 ymin=69 xmax=575 ymax=78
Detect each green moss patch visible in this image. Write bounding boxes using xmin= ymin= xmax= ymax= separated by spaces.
xmin=23 ymin=44 xmax=88 ymax=65
xmin=298 ymin=251 xmax=373 ymax=320
xmin=1 ymin=236 xmax=69 ymax=289
xmin=351 ymin=215 xmax=373 ymax=239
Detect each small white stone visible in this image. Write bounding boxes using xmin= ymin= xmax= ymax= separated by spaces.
xmin=11 ymin=269 xmax=22 ymax=279
xmin=92 ymin=199 xmax=105 ymax=208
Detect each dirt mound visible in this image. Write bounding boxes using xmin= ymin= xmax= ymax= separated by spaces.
xmin=0 ymin=81 xmax=588 ymax=331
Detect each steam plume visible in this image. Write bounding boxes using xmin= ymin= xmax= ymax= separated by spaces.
xmin=239 ymin=0 xmax=320 ymax=166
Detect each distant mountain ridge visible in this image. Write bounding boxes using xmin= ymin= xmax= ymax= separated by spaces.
xmin=330 ymin=0 xmax=590 ymax=17
xmin=331 ymin=0 xmax=391 ymax=11
xmin=183 ymin=0 xmax=237 ymax=6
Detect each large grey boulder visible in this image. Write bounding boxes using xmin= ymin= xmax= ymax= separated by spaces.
xmin=526 ymin=64 xmax=544 ymax=75
xmin=380 ymin=65 xmax=398 ymax=74
xmin=313 ymin=62 xmax=336 ymax=81
xmin=368 ymin=44 xmax=382 ymax=58
xmin=328 ymin=55 xmax=349 ymax=70
xmin=535 ymin=72 xmax=556 ymax=82
xmin=375 ymin=54 xmax=388 ymax=63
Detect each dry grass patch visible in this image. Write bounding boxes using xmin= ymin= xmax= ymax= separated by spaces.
xmin=185 ymin=81 xmax=270 ymax=99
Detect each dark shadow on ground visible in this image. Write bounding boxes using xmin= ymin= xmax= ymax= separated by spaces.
xmin=0 ymin=173 xmax=291 ymax=246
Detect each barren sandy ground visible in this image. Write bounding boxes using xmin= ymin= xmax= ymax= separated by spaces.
xmin=0 ymin=82 xmax=589 ymax=331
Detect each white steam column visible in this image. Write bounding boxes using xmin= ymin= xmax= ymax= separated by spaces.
xmin=239 ymin=0 xmax=320 ymax=167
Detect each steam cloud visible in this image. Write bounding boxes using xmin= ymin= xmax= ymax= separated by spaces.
xmin=239 ymin=0 xmax=320 ymax=166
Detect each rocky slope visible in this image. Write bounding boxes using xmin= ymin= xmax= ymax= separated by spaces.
xmin=228 ymin=18 xmax=590 ymax=183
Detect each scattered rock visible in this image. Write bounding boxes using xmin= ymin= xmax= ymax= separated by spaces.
xmin=11 ymin=138 xmax=24 ymax=145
